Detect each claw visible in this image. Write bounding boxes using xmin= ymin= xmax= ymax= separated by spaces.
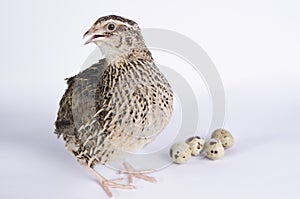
xmin=120 ymin=162 xmax=157 ymax=184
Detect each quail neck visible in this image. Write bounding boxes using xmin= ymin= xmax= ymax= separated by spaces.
xmin=83 ymin=16 xmax=149 ymax=65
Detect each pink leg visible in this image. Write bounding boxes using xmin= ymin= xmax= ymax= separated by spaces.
xmin=87 ymin=166 xmax=135 ymax=198
xmin=119 ymin=162 xmax=157 ymax=184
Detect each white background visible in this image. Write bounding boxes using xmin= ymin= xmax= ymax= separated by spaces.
xmin=0 ymin=0 xmax=299 ymax=198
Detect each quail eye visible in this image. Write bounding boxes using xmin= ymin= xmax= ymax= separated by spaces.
xmin=107 ymin=23 xmax=116 ymax=31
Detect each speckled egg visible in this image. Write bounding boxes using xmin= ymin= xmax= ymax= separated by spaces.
xmin=170 ymin=142 xmax=192 ymax=164
xmin=185 ymin=136 xmax=205 ymax=156
xmin=204 ymin=139 xmax=225 ymax=160
xmin=211 ymin=129 xmax=234 ymax=149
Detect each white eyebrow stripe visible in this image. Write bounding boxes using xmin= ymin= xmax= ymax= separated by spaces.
xmin=103 ymin=19 xmax=132 ymax=27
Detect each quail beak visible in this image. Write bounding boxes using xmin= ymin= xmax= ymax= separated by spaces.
xmin=83 ymin=25 xmax=105 ymax=45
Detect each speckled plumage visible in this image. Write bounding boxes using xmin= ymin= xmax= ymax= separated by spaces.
xmin=55 ymin=16 xmax=173 ymax=168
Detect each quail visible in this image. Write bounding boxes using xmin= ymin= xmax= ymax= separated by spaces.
xmin=55 ymin=15 xmax=173 ymax=197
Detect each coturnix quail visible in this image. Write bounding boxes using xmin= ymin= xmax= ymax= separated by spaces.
xmin=55 ymin=15 xmax=173 ymax=197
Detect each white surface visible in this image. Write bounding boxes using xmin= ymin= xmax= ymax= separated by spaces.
xmin=1 ymin=0 xmax=300 ymax=198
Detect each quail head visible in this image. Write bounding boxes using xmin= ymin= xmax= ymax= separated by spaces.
xmin=83 ymin=15 xmax=147 ymax=64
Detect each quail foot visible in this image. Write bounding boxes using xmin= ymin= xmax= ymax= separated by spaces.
xmin=119 ymin=162 xmax=157 ymax=185
xmin=55 ymin=15 xmax=173 ymax=198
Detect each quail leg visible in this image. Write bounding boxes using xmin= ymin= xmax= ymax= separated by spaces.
xmin=87 ymin=166 xmax=135 ymax=198
xmin=119 ymin=162 xmax=157 ymax=184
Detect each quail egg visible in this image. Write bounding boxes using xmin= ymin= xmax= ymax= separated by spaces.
xmin=185 ymin=136 xmax=205 ymax=156
xmin=204 ymin=139 xmax=225 ymax=160
xmin=211 ymin=129 xmax=234 ymax=149
xmin=170 ymin=142 xmax=192 ymax=164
